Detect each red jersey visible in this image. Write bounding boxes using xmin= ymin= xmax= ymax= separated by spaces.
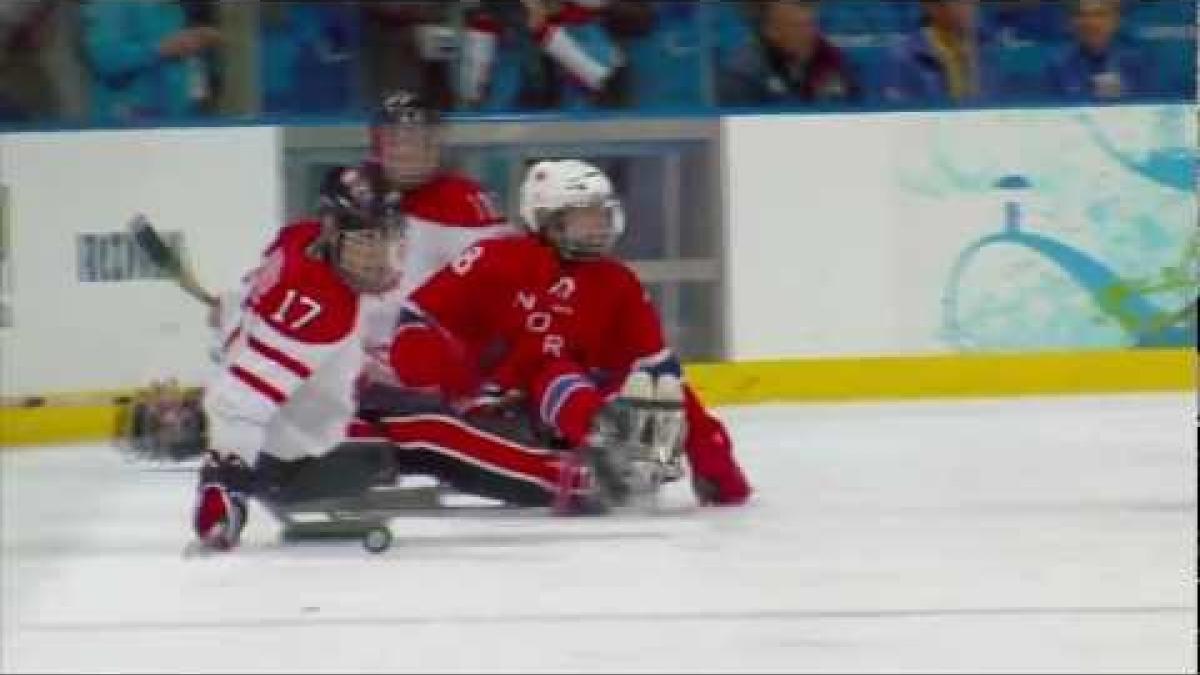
xmin=401 ymin=171 xmax=506 ymax=230
xmin=393 ymin=233 xmax=753 ymax=504
xmin=408 ymin=235 xmax=666 ymax=386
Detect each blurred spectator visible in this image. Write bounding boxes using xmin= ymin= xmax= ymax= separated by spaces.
xmin=1123 ymin=0 xmax=1196 ymax=99
xmin=460 ymin=0 xmax=621 ymax=112
xmin=463 ymin=0 xmax=566 ymax=110
xmin=0 ymin=0 xmax=70 ymax=122
xmin=259 ymin=1 xmax=362 ymax=115
xmin=720 ymin=0 xmax=862 ymax=106
xmin=1044 ymin=0 xmax=1151 ymax=101
xmin=980 ymin=0 xmax=1065 ymax=45
xmin=459 ymin=0 xmax=558 ymax=111
xmin=611 ymin=0 xmax=754 ymax=109
xmin=361 ymin=1 xmax=454 ymax=113
xmin=881 ymin=0 xmax=1002 ymax=105
xmin=179 ymin=0 xmax=221 ymax=113
xmin=819 ymin=0 xmax=916 ymax=37
xmin=80 ymin=0 xmax=221 ymax=122
xmin=525 ymin=0 xmax=624 ymax=111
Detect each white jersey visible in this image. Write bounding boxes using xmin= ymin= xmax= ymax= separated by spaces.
xmin=203 ymin=171 xmax=515 ymax=458
xmin=358 ymin=285 xmax=407 ymax=386
xmin=203 ymin=221 xmax=366 ymax=463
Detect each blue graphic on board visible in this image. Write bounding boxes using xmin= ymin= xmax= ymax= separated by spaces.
xmin=917 ymin=105 xmax=1196 ymax=351
xmin=1077 ymin=109 xmax=1196 ymax=193
xmin=943 ymin=176 xmax=1195 ymax=349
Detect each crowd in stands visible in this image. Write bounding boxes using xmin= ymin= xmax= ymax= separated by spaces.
xmin=0 ymin=0 xmax=1194 ymax=125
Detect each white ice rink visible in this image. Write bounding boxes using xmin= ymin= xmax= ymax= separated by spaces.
xmin=2 ymin=393 xmax=1196 ymax=673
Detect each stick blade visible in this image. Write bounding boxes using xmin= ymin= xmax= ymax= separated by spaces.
xmin=128 ymin=214 xmax=182 ymax=277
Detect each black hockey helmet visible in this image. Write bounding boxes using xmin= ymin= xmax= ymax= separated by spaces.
xmin=368 ymin=89 xmax=442 ymax=189
xmin=318 ymin=164 xmax=395 ymax=231
xmin=371 ymin=89 xmax=441 ymax=128
xmin=317 ymin=165 xmax=403 ymax=292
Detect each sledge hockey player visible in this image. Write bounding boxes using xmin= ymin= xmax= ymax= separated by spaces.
xmin=190 ymin=161 xmax=650 ymax=552
xmin=356 ymin=89 xmax=522 ymax=395
xmin=368 ymin=89 xmax=517 ymax=296
xmin=207 ymin=90 xmax=514 ymax=373
xmin=191 ymin=165 xmax=405 ymax=551
xmin=376 ymin=158 xmax=752 ymax=510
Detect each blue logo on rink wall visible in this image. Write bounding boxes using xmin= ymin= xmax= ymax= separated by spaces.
xmin=898 ymin=105 xmax=1196 ymax=351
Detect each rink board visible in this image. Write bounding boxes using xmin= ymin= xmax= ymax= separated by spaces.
xmin=2 ymin=348 xmax=1193 ymax=447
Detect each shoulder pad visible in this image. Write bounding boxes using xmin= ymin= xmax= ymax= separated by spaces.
xmin=403 ymin=172 xmax=507 ymax=227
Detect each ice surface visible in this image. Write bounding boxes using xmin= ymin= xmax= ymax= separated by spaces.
xmin=2 ymin=393 xmax=1195 ymax=673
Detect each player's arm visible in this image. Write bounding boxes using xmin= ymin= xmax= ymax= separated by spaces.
xmin=613 ymin=272 xmax=682 ymax=383
xmin=388 ymin=240 xmax=510 ymax=398
xmin=393 ymin=239 xmax=596 ymax=433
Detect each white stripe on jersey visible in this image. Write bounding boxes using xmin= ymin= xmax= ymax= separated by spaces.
xmin=205 ymin=310 xmax=361 ymax=463
xmin=229 ymin=339 xmax=307 ymax=403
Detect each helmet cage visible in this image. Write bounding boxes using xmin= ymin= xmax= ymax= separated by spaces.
xmin=532 ymin=196 xmax=625 ymax=259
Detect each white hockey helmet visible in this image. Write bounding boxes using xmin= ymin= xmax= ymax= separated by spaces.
xmin=519 ymin=159 xmax=626 ymax=259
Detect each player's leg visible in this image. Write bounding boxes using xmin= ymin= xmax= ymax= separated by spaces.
xmin=344 ymin=374 xmax=677 ymax=514
xmin=353 ymin=385 xmax=571 ymax=506
xmin=350 ymin=410 xmax=636 ymax=515
xmin=253 ymin=443 xmax=396 ymax=506
xmin=681 ymin=384 xmax=751 ymax=505
xmin=364 ymin=413 xmax=573 ymax=508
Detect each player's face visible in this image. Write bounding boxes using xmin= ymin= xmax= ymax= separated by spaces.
xmin=337 ymin=227 xmax=401 ymax=293
xmin=560 ymin=204 xmax=619 ymax=257
xmin=377 ymin=124 xmax=440 ymax=189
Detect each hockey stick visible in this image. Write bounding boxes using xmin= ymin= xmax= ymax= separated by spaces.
xmin=128 ymin=213 xmax=217 ymax=307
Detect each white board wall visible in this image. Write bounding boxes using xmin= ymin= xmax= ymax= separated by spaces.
xmin=723 ymin=105 xmax=1196 ymax=359
xmin=0 ymin=127 xmax=282 ymax=396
